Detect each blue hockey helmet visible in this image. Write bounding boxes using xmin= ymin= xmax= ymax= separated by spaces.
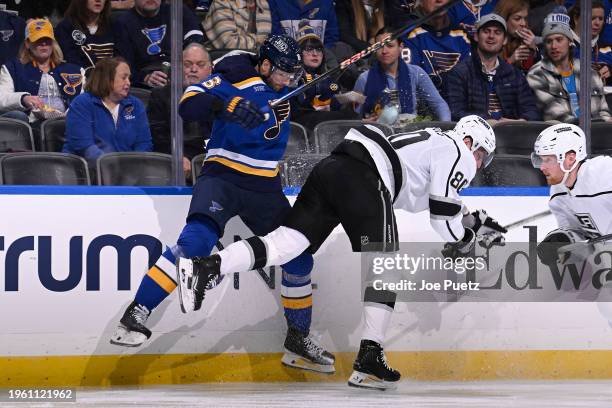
xmin=258 ymin=35 xmax=302 ymax=73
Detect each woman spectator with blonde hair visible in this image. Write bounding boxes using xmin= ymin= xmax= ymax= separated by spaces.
xmin=63 ymin=57 xmax=152 ymax=165
xmin=0 ymin=18 xmax=85 ymax=125
xmin=495 ymin=0 xmax=540 ymax=74
xmin=56 ymin=0 xmax=119 ymax=71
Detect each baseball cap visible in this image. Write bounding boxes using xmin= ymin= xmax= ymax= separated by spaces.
xmin=476 ymin=14 xmax=507 ymax=32
xmin=26 ymin=18 xmax=55 ymax=43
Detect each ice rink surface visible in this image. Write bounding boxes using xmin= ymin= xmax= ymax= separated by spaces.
xmin=11 ymin=381 xmax=612 ymax=408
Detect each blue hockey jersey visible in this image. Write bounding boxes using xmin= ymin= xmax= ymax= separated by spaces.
xmin=179 ymin=54 xmax=291 ymax=191
xmin=0 ymin=11 xmax=25 ymax=66
xmin=404 ymin=25 xmax=471 ymax=92
xmin=448 ymin=0 xmax=498 ymax=35
xmin=268 ymin=0 xmax=339 ymax=47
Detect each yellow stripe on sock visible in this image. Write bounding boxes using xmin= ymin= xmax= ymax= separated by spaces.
xmin=147 ymin=266 xmax=177 ymax=294
xmin=281 ymin=295 xmax=312 ymax=309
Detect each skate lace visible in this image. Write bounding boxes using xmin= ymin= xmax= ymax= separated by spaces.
xmin=131 ymin=304 xmax=150 ymax=325
xmin=378 ymin=349 xmax=392 ymax=371
xmin=303 ymin=336 xmax=324 ymax=356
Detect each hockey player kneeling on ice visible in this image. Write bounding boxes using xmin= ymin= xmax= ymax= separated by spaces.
xmin=177 ymin=115 xmax=506 ymax=390
xmin=533 ymin=124 xmax=612 ymax=277
xmin=110 ymin=35 xmax=335 ymax=375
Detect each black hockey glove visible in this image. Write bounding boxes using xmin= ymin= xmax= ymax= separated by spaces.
xmin=462 ymin=209 xmax=507 ymax=247
xmin=537 ymin=228 xmax=589 ymax=266
xmin=222 ymin=96 xmax=265 ymax=129
xmin=537 ymin=230 xmax=572 ymax=266
xmin=442 ymin=228 xmax=476 ymax=260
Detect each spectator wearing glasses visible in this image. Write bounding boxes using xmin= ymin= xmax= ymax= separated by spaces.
xmin=446 ymin=14 xmax=539 ymax=123
xmin=56 ymin=0 xmax=119 ymax=71
xmin=0 ymin=19 xmax=85 ymax=124
xmin=203 ymin=0 xmax=271 ymax=51
xmin=354 ymin=27 xmax=450 ymax=123
xmin=148 ymin=43 xmax=212 ymax=178
xmin=527 ymin=15 xmax=612 ymax=123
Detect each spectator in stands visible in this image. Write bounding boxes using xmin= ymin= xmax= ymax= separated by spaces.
xmin=384 ymin=0 xmax=417 ymax=29
xmin=111 ymin=0 xmax=135 ymax=10
xmin=148 ymin=43 xmax=211 ymax=178
xmin=527 ymin=19 xmax=612 ymax=123
xmin=56 ymin=0 xmax=119 ymax=71
xmin=495 ymin=0 xmax=540 ymax=75
xmin=63 ymin=57 xmax=153 ymax=164
xmin=0 ymin=10 xmax=25 ymax=66
xmin=291 ymin=27 xmax=358 ymax=130
xmin=404 ymin=0 xmax=471 ymax=97
xmin=8 ymin=0 xmax=71 ymax=24
xmin=335 ymin=0 xmax=384 ymax=52
xmin=203 ymin=0 xmax=271 ymax=51
xmin=566 ymin=0 xmax=612 ymax=46
xmin=0 ymin=19 xmax=85 ymax=124
xmin=115 ymin=0 xmax=204 ymax=88
xmin=354 ymin=27 xmax=451 ymax=123
xmin=448 ymin=0 xmax=498 ymax=36
xmin=529 ymin=0 xmax=566 ymax=36
xmin=568 ymin=1 xmax=612 ymax=83
xmin=268 ymin=0 xmax=339 ymax=48
xmin=446 ymin=14 xmax=539 ymax=123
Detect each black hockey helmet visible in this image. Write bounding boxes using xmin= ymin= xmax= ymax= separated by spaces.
xmin=258 ymin=34 xmax=302 ymax=74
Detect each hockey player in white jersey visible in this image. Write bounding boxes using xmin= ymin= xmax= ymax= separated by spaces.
xmin=532 ymin=123 xmax=612 ymax=266
xmin=176 ymin=115 xmax=507 ymax=390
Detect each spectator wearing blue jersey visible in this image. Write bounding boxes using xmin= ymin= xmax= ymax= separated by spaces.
xmin=268 ymin=0 xmax=339 ymax=48
xmin=56 ymin=0 xmax=119 ymax=71
xmin=568 ymin=1 xmax=612 ymax=83
xmin=354 ymin=27 xmax=451 ymax=123
xmin=115 ymin=0 xmax=204 ymax=88
xmin=63 ymin=57 xmax=153 ymax=164
xmin=403 ymin=0 xmax=471 ymax=96
xmin=446 ymin=14 xmax=540 ymax=123
xmin=0 ymin=10 xmax=25 ymax=67
xmin=448 ymin=0 xmax=498 ymax=36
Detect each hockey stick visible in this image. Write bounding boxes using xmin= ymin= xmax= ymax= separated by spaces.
xmin=267 ymin=0 xmax=462 ymax=110
xmin=504 ymin=209 xmax=552 ymax=231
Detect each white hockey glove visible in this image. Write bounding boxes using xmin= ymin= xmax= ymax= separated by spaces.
xmin=462 ymin=209 xmax=507 ymax=247
xmin=442 ymin=228 xmax=476 ymax=261
xmin=537 ymin=228 xmax=589 ymax=266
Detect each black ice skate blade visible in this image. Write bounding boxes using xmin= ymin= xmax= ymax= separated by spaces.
xmin=281 ymin=354 xmax=335 ymax=374
xmin=347 ymin=381 xmax=396 ymax=391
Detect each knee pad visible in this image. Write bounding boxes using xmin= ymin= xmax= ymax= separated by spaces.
xmin=176 ymin=216 xmax=220 ymax=258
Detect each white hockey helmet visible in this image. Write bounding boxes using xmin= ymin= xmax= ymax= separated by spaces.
xmin=453 ymin=115 xmax=496 ymax=168
xmin=531 ymin=124 xmax=586 ymax=179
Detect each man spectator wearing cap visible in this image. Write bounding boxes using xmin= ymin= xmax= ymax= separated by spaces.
xmin=0 ymin=9 xmax=25 ymax=66
xmin=527 ymin=16 xmax=612 ymax=123
xmin=446 ymin=13 xmax=540 ymax=123
xmin=403 ymin=0 xmax=471 ymax=98
xmin=115 ymin=0 xmax=204 ymax=89
xmin=0 ymin=18 xmax=84 ymax=124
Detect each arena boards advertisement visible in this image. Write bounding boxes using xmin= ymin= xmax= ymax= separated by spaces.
xmin=2 ymin=186 xmax=612 ymax=386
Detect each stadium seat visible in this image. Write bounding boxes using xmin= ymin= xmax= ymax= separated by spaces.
xmin=590 ymin=122 xmax=612 ymax=155
xmin=493 ymin=121 xmax=549 ymax=155
xmin=0 ymin=152 xmax=90 ymax=185
xmin=397 ymin=121 xmax=457 ymax=132
xmin=280 ymin=154 xmax=327 ymax=187
xmin=0 ymin=118 xmax=34 ymax=152
xmin=472 ymin=154 xmax=546 ymax=187
xmin=285 ymin=122 xmax=310 ymax=156
xmin=40 ymin=118 xmax=66 ymax=152
xmin=313 ymin=120 xmax=393 ymax=154
xmin=97 ymin=152 xmax=173 ymax=186
xmin=129 ymin=87 xmax=152 ymax=110
xmin=191 ymin=153 xmax=205 ymax=183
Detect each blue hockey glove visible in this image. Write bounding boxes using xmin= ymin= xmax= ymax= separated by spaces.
xmin=222 ymin=96 xmax=265 ymax=129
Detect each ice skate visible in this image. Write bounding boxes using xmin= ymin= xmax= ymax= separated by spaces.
xmin=348 ymin=339 xmax=400 ymax=390
xmin=110 ymin=301 xmax=152 ymax=347
xmin=281 ymin=327 xmax=335 ymax=373
xmin=176 ymin=254 xmax=221 ymax=313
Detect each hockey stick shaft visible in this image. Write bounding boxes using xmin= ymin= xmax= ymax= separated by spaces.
xmin=504 ymin=209 xmax=552 ymax=231
xmin=268 ymin=0 xmax=462 ymax=108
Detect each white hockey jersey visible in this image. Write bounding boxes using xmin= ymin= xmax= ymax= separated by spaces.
xmin=549 ymin=155 xmax=612 ymax=238
xmin=345 ymin=125 xmax=476 ymax=242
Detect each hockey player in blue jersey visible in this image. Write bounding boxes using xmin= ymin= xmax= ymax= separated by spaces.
xmin=110 ymin=35 xmax=336 ymax=374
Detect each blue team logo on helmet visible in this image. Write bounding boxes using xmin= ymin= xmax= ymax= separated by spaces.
xmin=259 ymin=34 xmax=302 ymax=73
